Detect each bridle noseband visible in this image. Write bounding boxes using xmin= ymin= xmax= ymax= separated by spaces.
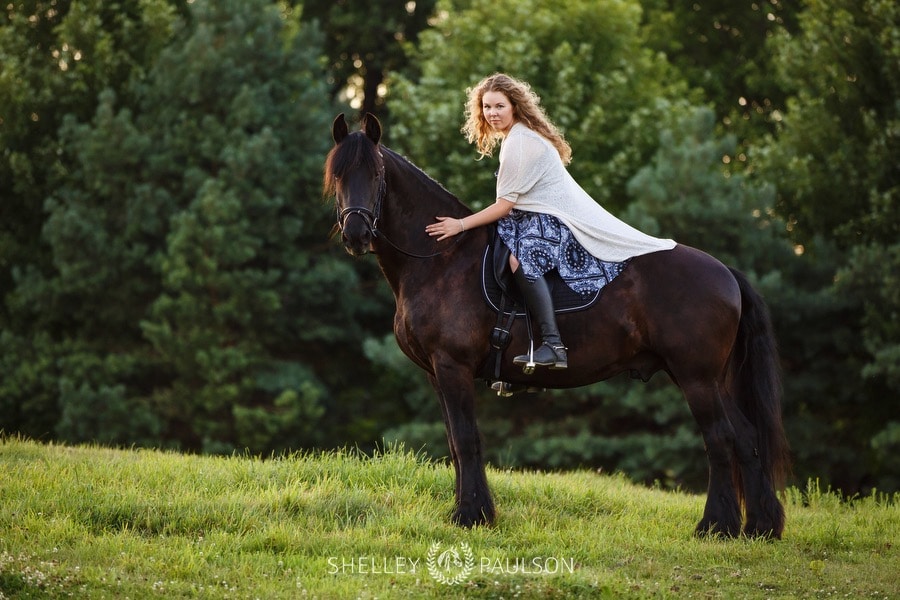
xmin=338 ymin=205 xmax=377 ymax=232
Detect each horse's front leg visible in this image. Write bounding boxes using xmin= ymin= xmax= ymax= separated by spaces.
xmin=431 ymin=355 xmax=495 ymax=527
xmin=429 ymin=374 xmax=461 ymax=502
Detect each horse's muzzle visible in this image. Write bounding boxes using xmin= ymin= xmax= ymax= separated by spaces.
xmin=338 ymin=206 xmax=376 ymax=256
xmin=342 ymin=228 xmax=373 ymax=256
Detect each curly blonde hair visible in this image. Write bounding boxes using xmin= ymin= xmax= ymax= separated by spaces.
xmin=461 ymin=73 xmax=572 ymax=165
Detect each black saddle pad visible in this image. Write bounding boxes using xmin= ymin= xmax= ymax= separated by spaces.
xmin=480 ymin=242 xmax=601 ymax=316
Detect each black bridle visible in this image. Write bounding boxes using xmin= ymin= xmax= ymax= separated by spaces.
xmin=337 ymin=164 xmax=386 ymax=236
xmin=335 ymin=159 xmax=467 ymax=259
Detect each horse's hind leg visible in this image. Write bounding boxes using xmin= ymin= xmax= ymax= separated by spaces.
xmin=725 ymin=402 xmax=785 ymax=538
xmin=683 ymin=379 xmax=742 ymax=537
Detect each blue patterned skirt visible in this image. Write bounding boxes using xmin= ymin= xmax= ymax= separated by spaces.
xmin=497 ymin=210 xmax=628 ymax=297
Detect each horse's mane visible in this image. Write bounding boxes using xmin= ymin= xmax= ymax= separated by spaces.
xmin=380 ymin=146 xmax=460 ymax=203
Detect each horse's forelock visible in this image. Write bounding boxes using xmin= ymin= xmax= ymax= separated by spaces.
xmin=323 ymin=132 xmax=382 ymax=198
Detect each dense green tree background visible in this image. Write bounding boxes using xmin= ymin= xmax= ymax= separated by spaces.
xmin=301 ymin=0 xmax=437 ymax=118
xmin=2 ymin=0 xmax=897 ymax=493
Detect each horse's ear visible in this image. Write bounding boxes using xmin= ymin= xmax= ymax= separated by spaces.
xmin=332 ymin=113 xmax=349 ymax=144
xmin=362 ymin=113 xmax=381 ymax=145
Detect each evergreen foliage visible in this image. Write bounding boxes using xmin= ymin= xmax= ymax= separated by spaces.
xmin=301 ymin=0 xmax=438 ymax=119
xmin=1 ymin=0 xmax=395 ymax=454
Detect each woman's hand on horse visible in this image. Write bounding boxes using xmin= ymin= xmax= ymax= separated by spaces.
xmin=427 ymin=199 xmax=513 ymax=240
xmin=426 ymin=216 xmax=464 ymax=241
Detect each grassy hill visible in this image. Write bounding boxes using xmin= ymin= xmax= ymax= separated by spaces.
xmin=1 ymin=436 xmax=897 ymax=599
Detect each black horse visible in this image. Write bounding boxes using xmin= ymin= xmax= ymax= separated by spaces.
xmin=324 ymin=113 xmax=790 ymax=538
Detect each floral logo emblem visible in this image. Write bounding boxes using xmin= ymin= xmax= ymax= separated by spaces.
xmin=426 ymin=541 xmax=475 ymax=585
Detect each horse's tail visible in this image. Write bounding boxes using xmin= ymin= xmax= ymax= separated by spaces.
xmin=728 ymin=268 xmax=791 ymax=530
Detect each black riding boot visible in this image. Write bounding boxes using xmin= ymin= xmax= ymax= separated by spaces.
xmin=512 ymin=269 xmax=568 ymax=370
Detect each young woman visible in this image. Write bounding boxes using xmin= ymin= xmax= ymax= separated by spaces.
xmin=426 ymin=73 xmax=676 ymax=370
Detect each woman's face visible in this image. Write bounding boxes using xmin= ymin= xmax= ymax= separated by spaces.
xmin=482 ymin=90 xmax=515 ymax=134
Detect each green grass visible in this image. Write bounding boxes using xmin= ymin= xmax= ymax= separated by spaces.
xmin=1 ymin=436 xmax=897 ymax=599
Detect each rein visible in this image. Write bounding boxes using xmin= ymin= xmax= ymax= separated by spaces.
xmin=336 ymin=160 xmax=467 ymax=260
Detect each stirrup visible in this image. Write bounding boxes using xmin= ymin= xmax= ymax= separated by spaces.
xmin=491 ymin=381 xmax=514 ymax=397
xmin=490 ymin=381 xmax=547 ymax=396
xmin=513 ymin=339 xmax=540 ymax=374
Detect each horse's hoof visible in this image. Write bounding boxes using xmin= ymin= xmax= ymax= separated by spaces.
xmin=452 ymin=508 xmax=493 ymax=528
xmin=694 ymin=519 xmax=740 ymax=539
xmin=743 ymin=527 xmax=781 ymax=540
xmin=743 ymin=518 xmax=783 ymax=540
